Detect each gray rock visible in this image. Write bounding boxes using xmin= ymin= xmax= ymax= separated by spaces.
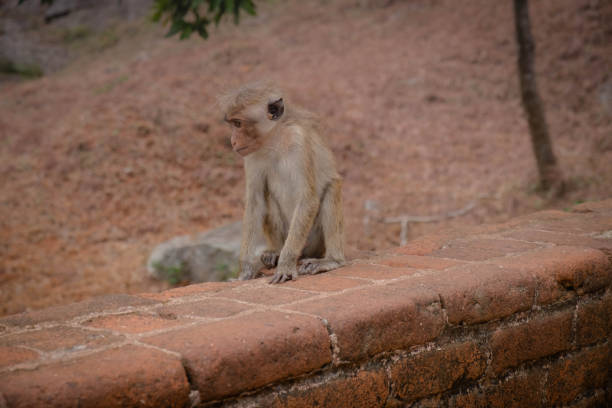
xmin=147 ymin=221 xmax=265 ymax=283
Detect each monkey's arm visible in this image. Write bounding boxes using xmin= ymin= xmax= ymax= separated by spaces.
xmin=270 ymin=150 xmax=320 ymax=284
xmin=239 ymin=173 xmax=266 ymax=280
xmin=270 ymin=193 xmax=319 ymax=284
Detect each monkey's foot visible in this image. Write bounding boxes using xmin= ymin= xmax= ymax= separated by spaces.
xmin=269 ymin=266 xmax=298 ymax=284
xmin=238 ymin=262 xmax=259 ymax=280
xmin=260 ymin=250 xmax=279 ymax=268
xmin=298 ymin=258 xmax=345 ymax=275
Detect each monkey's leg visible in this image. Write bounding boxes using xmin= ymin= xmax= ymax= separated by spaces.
xmin=298 ymin=179 xmax=346 ymax=276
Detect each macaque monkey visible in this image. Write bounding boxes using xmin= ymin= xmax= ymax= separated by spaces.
xmin=219 ymin=81 xmax=345 ymax=283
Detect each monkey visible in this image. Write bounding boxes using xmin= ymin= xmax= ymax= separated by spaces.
xmin=219 ymin=81 xmax=345 ymax=284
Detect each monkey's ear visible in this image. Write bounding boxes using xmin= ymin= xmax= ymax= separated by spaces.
xmin=267 ymin=98 xmax=284 ymax=121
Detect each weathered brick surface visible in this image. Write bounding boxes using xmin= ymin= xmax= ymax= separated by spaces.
xmin=450 ymin=367 xmax=545 ymax=408
xmin=563 ymin=389 xmax=608 ymax=408
xmin=0 ymin=326 xmax=124 ymax=353
xmin=403 ymin=263 xmax=534 ymax=325
xmin=390 ymin=341 xmax=486 ymax=402
xmin=284 ymin=274 xmax=369 ymax=292
xmin=430 ymin=238 xmax=540 ymax=261
xmin=395 ymin=223 xmax=519 ymax=256
xmin=0 ymin=345 xmax=190 ymax=408
xmin=522 ymin=213 xmax=612 ymax=234
xmin=284 ymin=285 xmax=444 ymax=361
xmin=0 ymin=294 xmax=158 ymax=328
xmin=390 ymin=230 xmax=461 ymax=256
xmin=490 ymin=310 xmax=573 ymax=374
xmin=546 ymin=343 xmax=611 ymax=406
xmin=375 ymin=254 xmax=463 ymax=270
xmin=222 ymin=367 xmax=390 ymax=408
xmin=0 ymin=346 xmax=39 ymax=368
xmin=572 ymin=198 xmax=612 ymax=214
xmin=0 ymin=201 xmax=611 ymax=406
xmin=272 ymin=368 xmax=389 ymax=408
xmin=330 ymin=263 xmax=419 ymax=280
xmin=155 ymin=297 xmax=251 ymax=319
xmin=491 ymin=246 xmax=612 ymax=304
xmin=502 ymin=228 xmax=612 ymax=250
xmin=509 ymin=209 xmax=612 ymax=233
xmin=138 ymin=280 xmax=245 ymax=301
xmin=211 ymin=284 xmax=318 ymax=305
xmin=575 ymin=290 xmax=612 ymax=346
xmin=83 ymin=311 xmax=192 ymax=334
xmin=142 ymin=311 xmax=331 ymax=402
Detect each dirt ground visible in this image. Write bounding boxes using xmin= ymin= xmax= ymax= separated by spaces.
xmin=1 ymin=0 xmax=611 ymax=316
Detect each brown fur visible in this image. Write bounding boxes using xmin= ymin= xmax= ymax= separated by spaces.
xmin=221 ymin=81 xmax=345 ymax=283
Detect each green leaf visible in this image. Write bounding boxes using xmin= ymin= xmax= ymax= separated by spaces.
xmin=240 ymin=0 xmax=256 ymax=15
xmin=165 ymin=20 xmax=185 ymax=37
xmin=197 ymin=25 xmax=209 ymax=39
xmin=209 ymin=0 xmax=222 ymax=12
xmin=179 ymin=25 xmax=193 ymax=39
xmin=213 ymin=3 xmax=226 ymax=25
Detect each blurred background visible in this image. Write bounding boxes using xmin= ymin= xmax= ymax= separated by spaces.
xmin=1 ymin=0 xmax=610 ymax=316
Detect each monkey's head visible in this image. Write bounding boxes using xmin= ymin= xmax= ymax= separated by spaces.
xmin=220 ymin=81 xmax=285 ymax=157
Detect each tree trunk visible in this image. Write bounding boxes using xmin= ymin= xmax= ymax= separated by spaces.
xmin=513 ymin=0 xmax=564 ymax=195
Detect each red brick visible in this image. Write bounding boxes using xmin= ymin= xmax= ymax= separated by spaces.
xmin=572 ymin=198 xmax=612 ymax=214
xmin=451 ymin=367 xmax=545 ymax=408
xmin=564 ymin=389 xmax=607 ymax=408
xmin=0 ymin=326 xmax=124 ymax=353
xmin=284 ymin=274 xmax=370 ymax=292
xmin=501 ymin=229 xmax=612 ymax=250
xmin=0 ymin=294 xmax=159 ymax=328
xmin=490 ymin=310 xmax=573 ymax=374
xmin=284 ymin=285 xmax=444 ymax=361
xmin=0 ymin=345 xmax=190 ymax=408
xmin=138 ymin=280 xmax=245 ymax=301
xmin=404 ymin=263 xmax=535 ymax=325
xmin=474 ymin=368 xmax=545 ymax=408
xmin=155 ymin=297 xmax=251 ymax=319
xmin=0 ymin=346 xmax=39 ymax=368
xmin=272 ymin=368 xmax=389 ymax=408
xmin=449 ymin=388 xmax=489 ymax=408
xmin=522 ymin=213 xmax=612 ymax=234
xmin=396 ymin=223 xmax=518 ymax=256
xmin=376 ymin=254 xmax=463 ymax=270
xmin=429 ymin=238 xmax=540 ymax=261
xmin=141 ymin=311 xmax=331 ymax=402
xmin=576 ymin=290 xmax=612 ymax=346
xmin=82 ymin=312 xmax=191 ymax=334
xmin=390 ymin=341 xmax=486 ymax=402
xmin=330 ymin=263 xmax=419 ymax=280
xmin=212 ymin=284 xmax=318 ymax=305
xmin=546 ymin=344 xmax=610 ymax=406
xmin=393 ymin=230 xmax=461 ymax=256
xmin=491 ymin=246 xmax=612 ymax=304
xmin=513 ymin=209 xmax=575 ymax=222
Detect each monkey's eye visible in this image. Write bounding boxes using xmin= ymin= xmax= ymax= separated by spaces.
xmin=232 ymin=120 xmax=242 ymax=128
xmin=268 ymin=105 xmax=278 ymax=115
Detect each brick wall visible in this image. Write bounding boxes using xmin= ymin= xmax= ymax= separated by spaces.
xmin=1 ymin=199 xmax=611 ymax=407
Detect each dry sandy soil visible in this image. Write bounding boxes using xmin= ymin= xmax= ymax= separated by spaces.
xmin=1 ymin=0 xmax=611 ymax=316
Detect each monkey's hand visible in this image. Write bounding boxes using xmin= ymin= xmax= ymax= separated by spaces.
xmin=238 ymin=261 xmax=259 ymax=281
xmin=269 ymin=264 xmax=298 ymax=284
xmin=260 ymin=250 xmax=279 ymax=269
